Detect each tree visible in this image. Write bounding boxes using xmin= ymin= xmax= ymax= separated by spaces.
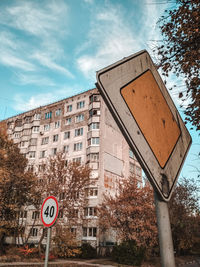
xmin=169 ymin=177 xmax=200 ymax=254
xmin=52 ymin=225 xmax=81 ymax=258
xmin=0 ymin=124 xmax=40 ymax=253
xmin=36 ymin=153 xmax=91 ymax=249
xmin=99 ymin=178 xmax=158 ymax=255
xmin=156 ymin=0 xmax=200 ymax=130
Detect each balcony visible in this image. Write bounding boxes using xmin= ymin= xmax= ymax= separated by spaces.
xmin=89 ymin=101 xmax=100 ymax=110
xmin=88 ymin=116 xmax=100 ymax=124
xmin=86 ymin=146 xmax=100 ymax=154
xmin=87 ymin=162 xmax=99 ymax=170
xmin=87 ymin=130 xmax=100 ymax=139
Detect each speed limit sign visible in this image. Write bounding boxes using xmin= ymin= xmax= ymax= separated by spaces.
xmin=41 ymin=196 xmax=59 ymax=227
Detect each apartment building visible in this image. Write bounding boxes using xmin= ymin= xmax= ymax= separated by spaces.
xmin=4 ymin=88 xmax=142 ymax=247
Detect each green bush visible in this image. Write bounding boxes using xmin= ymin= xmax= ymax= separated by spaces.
xmin=111 ymin=240 xmax=145 ymax=266
xmin=80 ymin=243 xmax=97 ymax=259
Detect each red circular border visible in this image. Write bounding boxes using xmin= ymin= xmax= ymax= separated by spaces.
xmin=41 ymin=196 xmax=59 ymax=227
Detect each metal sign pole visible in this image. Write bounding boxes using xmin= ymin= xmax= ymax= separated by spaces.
xmin=154 ymin=191 xmax=176 ymax=267
xmin=44 ymin=227 xmax=52 ymax=267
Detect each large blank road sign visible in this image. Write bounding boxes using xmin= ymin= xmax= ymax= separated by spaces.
xmin=96 ymin=50 xmax=192 ymax=201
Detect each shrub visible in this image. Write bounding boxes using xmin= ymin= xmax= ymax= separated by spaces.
xmin=111 ymin=240 xmax=145 ymax=266
xmin=53 ymin=226 xmax=81 ymax=258
xmin=80 ymin=243 xmax=97 ymax=259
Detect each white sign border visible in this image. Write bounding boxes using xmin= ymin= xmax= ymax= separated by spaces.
xmin=96 ymin=50 xmax=192 ymax=201
xmin=41 ymin=196 xmax=59 ymax=227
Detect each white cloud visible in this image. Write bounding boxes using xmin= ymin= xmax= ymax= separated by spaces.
xmin=0 ymin=0 xmax=72 ymax=82
xmin=14 ymin=93 xmax=56 ymax=111
xmin=13 ymin=85 xmax=84 ymax=112
xmin=76 ymin=1 xmax=169 ymax=80
xmin=32 ymin=52 xmax=74 ymax=78
xmin=3 ymin=1 xmax=68 ymax=38
xmin=15 ymin=73 xmax=56 ymax=87
xmin=0 ymin=52 xmax=35 ymax=71
xmin=77 ymin=4 xmax=140 ymax=79
xmin=83 ymin=0 xmax=94 ymax=4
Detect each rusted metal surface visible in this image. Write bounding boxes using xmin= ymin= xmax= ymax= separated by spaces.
xmin=121 ymin=70 xmax=180 ymax=168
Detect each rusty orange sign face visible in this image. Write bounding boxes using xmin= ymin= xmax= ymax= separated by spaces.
xmin=121 ymin=70 xmax=181 ymax=168
xmin=96 ymin=50 xmax=192 ymax=201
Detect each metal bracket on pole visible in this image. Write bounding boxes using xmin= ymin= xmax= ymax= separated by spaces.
xmin=154 ymin=191 xmax=176 ymax=267
xmin=44 ymin=227 xmax=52 ymax=267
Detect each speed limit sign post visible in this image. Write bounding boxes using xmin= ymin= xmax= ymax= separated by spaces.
xmin=41 ymin=196 xmax=59 ymax=267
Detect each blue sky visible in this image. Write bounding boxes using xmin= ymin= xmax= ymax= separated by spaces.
xmin=0 ymin=0 xmax=199 ymax=180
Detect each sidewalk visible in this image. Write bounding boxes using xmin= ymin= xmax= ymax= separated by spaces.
xmin=0 ymin=257 xmax=200 ymax=267
xmin=0 ymin=259 xmax=115 ymax=267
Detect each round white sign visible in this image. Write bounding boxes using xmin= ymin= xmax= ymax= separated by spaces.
xmin=41 ymin=196 xmax=59 ymax=227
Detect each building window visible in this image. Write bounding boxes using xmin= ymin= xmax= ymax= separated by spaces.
xmin=84 ymin=207 xmax=97 ymax=217
xmin=55 ymin=108 xmax=61 ymax=117
xmin=24 ymin=116 xmax=32 ymax=123
xmin=40 ymin=150 xmax=46 ymax=158
xmin=75 ymin=127 xmax=83 ymax=137
xmin=53 ymin=134 xmax=58 ymax=142
xmin=28 ymin=165 xmax=34 ymax=172
xmin=87 ymin=153 xmax=99 ymax=162
xmin=14 ymin=132 xmax=21 ymax=138
xmin=29 ymin=151 xmax=36 ymax=158
xmin=66 ymin=117 xmax=72 ymax=125
xmin=38 ymin=164 xmax=46 ymax=172
xmin=129 ymin=162 xmax=135 ymax=174
xmin=89 ymin=109 xmax=99 ymax=118
xmin=83 ymin=227 xmax=97 ymax=237
xmin=32 ymin=126 xmax=40 ymax=133
xmin=41 ymin=137 xmax=49 ymax=145
xmin=45 ymin=111 xmax=52 ymax=119
xmin=15 ymin=119 xmax=22 ymax=127
xmin=30 ymin=228 xmax=38 ymax=237
xmin=23 ymin=129 xmax=31 ymax=136
xmin=55 ymin=121 xmax=60 ymax=128
xmin=83 ymin=227 xmax=87 ymax=237
xmin=71 ymin=228 xmax=77 ymax=237
xmin=30 ymin=138 xmax=37 ymax=146
xmin=63 ymin=145 xmax=69 ymax=153
xmin=32 ymin=211 xmax=39 ymax=220
xmin=89 ymin=94 xmax=100 ymax=103
xmin=18 ymin=210 xmax=27 ymax=218
xmin=129 ymin=149 xmax=134 ymax=159
xmin=73 ymin=157 xmax=81 ymax=164
xmin=86 ymin=188 xmax=98 ymax=197
xmin=44 ymin=124 xmax=50 ymax=131
xmin=74 ymin=142 xmax=82 ymax=151
xmin=52 ymin=148 xmax=57 ymax=155
xmin=91 ymin=188 xmax=98 ymax=197
xmin=66 ymin=104 xmax=72 ymax=112
xmin=89 ymin=122 xmax=99 ymax=130
xmin=20 ymin=141 xmax=25 ymax=147
xmin=88 ymin=137 xmax=99 ymax=146
xmin=64 ymin=131 xmax=70 ymax=139
xmin=77 ymin=101 xmax=85 ymax=109
xmin=34 ymin=113 xmax=41 ymax=120
xmin=75 ymin=114 xmax=84 ymax=123
xmin=136 ymin=166 xmax=141 ymax=177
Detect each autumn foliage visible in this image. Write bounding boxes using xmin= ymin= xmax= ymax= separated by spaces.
xmin=0 ymin=125 xmax=40 ymax=252
xmin=36 ymin=153 xmax=91 ymax=249
xmin=156 ymin=0 xmax=200 ymax=130
xmin=53 ymin=225 xmax=81 ymax=258
xmin=169 ymin=178 xmax=200 ymax=255
xmin=99 ymin=178 xmax=158 ymax=254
